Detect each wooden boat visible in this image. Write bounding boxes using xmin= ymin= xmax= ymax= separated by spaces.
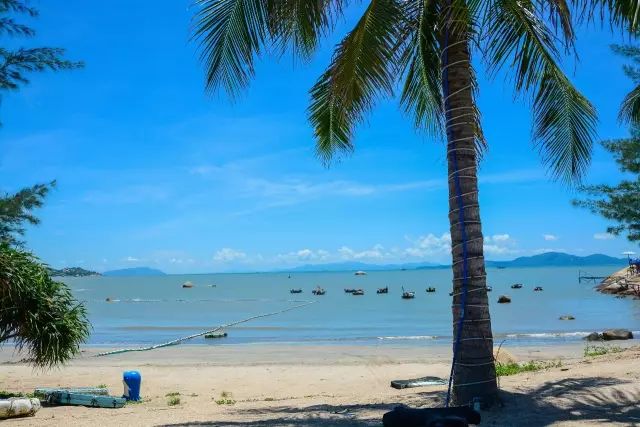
xmin=425 ymin=287 xmax=436 ymax=293
xmin=402 ymin=291 xmax=415 ymax=299
xmin=344 ymin=288 xmax=356 ymax=293
xmin=312 ymin=286 xmax=326 ymax=295
xmin=352 ymin=289 xmax=364 ymax=296
xmin=354 ymin=271 xmax=367 ymax=276
xmin=289 ymin=288 xmax=302 ymax=294
xmin=511 ymin=283 xmax=523 ymax=289
xmin=204 ymin=332 xmax=228 ymax=339
xmin=182 ymin=281 xmax=194 ymax=288
xmin=534 ymin=286 xmax=543 ymax=291
xmin=376 ymin=286 xmax=388 ymax=294
xmin=0 ymin=398 xmax=41 ymax=419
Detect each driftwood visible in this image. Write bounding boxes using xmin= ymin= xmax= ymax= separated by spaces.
xmin=95 ymin=301 xmax=315 ymax=357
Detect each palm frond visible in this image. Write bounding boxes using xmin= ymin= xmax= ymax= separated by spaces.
xmin=192 ymin=0 xmax=270 ymax=97
xmin=571 ymin=0 xmax=640 ymax=30
xmin=267 ymin=0 xmax=348 ymax=60
xmin=308 ymin=0 xmax=403 ymax=164
xmin=619 ymin=83 xmax=640 ymax=124
xmin=485 ymin=0 xmax=596 ymax=182
xmin=539 ymin=0 xmax=576 ymax=50
xmin=0 ymin=0 xmax=37 ymax=16
xmin=397 ymin=0 xmax=443 ymax=137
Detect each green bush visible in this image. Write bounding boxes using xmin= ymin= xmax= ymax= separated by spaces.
xmin=584 ymin=345 xmax=624 ymax=357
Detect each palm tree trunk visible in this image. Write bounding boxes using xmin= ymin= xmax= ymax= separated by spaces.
xmin=441 ymin=18 xmax=498 ymax=406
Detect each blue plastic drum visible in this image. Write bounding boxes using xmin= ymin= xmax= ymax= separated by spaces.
xmin=123 ymin=370 xmax=141 ymax=401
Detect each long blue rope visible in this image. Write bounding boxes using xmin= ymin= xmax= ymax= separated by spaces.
xmin=443 ymin=2 xmax=472 ymax=408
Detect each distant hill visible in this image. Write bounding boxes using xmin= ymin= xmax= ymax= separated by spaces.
xmin=487 ymin=252 xmax=627 ymax=268
xmin=287 ymin=261 xmax=444 ymax=272
xmin=103 ymin=267 xmax=166 ymax=277
xmin=283 ymin=252 xmax=627 ymax=272
xmin=49 ymin=267 xmax=100 ymax=277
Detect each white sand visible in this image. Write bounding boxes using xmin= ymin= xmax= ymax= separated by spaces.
xmin=1 ymin=343 xmax=638 ymax=426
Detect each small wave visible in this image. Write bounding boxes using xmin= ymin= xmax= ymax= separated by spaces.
xmin=377 ymin=335 xmax=437 ymax=341
xmin=503 ymin=331 xmax=591 ymax=339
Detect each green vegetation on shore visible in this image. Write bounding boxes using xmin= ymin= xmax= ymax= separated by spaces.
xmin=48 ymin=267 xmax=101 ymax=277
xmin=495 ymin=360 xmax=562 ymax=377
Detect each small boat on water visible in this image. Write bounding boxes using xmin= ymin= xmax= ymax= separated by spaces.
xmin=312 ymin=286 xmax=326 ymax=295
xmin=352 ymin=289 xmax=365 ymax=296
xmin=534 ymin=286 xmax=543 ymax=291
xmin=344 ymin=288 xmax=356 ymax=293
xmin=204 ymin=332 xmax=228 ymax=339
xmin=425 ymin=286 xmax=436 ymax=293
xmin=402 ymin=290 xmax=415 ymax=299
xmin=376 ymin=286 xmax=388 ymax=294
xmin=354 ymin=271 xmax=367 ymax=276
xmin=511 ymin=283 xmax=523 ymax=289
xmin=290 ymin=288 xmax=303 ymax=294
xmin=182 ymin=281 xmax=194 ymax=288
xmin=486 ymin=286 xmax=493 ymax=292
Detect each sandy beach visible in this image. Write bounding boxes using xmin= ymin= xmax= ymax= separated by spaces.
xmin=1 ymin=342 xmax=639 ymax=426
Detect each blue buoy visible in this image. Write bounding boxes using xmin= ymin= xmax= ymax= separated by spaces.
xmin=123 ymin=370 xmax=141 ymax=401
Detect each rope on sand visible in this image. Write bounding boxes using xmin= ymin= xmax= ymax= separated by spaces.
xmin=95 ymin=301 xmax=316 ymax=357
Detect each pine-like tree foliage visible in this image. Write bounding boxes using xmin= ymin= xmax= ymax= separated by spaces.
xmin=0 ymin=244 xmax=90 ymax=368
xmin=0 ymin=181 xmax=55 ymax=247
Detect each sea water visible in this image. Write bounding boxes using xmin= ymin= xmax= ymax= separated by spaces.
xmin=62 ymin=266 xmax=640 ymax=347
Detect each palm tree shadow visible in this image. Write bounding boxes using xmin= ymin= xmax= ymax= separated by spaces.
xmin=158 ymin=377 xmax=640 ymax=426
xmin=483 ymin=376 xmax=640 ymax=426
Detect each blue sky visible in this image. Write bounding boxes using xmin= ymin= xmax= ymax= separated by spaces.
xmin=1 ymin=1 xmax=637 ymax=273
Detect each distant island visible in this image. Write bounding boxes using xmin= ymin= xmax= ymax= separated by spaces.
xmin=103 ymin=267 xmax=166 ymax=277
xmin=49 ymin=267 xmax=101 ymax=277
xmin=283 ymin=252 xmax=627 ymax=273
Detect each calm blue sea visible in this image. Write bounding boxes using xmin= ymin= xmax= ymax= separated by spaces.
xmin=62 ymin=266 xmax=640 ymax=347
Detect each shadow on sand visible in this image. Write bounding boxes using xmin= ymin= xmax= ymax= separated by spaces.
xmin=158 ymin=377 xmax=640 ymax=427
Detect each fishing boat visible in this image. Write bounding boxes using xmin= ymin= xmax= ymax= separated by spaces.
xmin=344 ymin=288 xmax=356 ymax=293
xmin=182 ymin=281 xmax=194 ymax=288
xmin=534 ymin=286 xmax=543 ymax=291
xmin=402 ymin=290 xmax=415 ymax=299
xmin=376 ymin=286 xmax=388 ymax=294
xmin=352 ymin=289 xmax=365 ymax=296
xmin=312 ymin=286 xmax=326 ymax=295
xmin=425 ymin=286 xmax=436 ymax=293
xmin=290 ymin=288 xmax=302 ymax=294
xmin=354 ymin=271 xmax=367 ymax=276
xmin=204 ymin=332 xmax=228 ymax=339
xmin=511 ymin=283 xmax=523 ymax=289
xmin=486 ymin=286 xmax=493 ymax=292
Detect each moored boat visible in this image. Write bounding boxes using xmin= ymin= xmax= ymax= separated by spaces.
xmin=344 ymin=288 xmax=356 ymax=293
xmin=534 ymin=286 xmax=543 ymax=291
xmin=290 ymin=288 xmax=302 ymax=294
xmin=376 ymin=286 xmax=388 ymax=294
xmin=402 ymin=290 xmax=415 ymax=299
xmin=182 ymin=281 xmax=194 ymax=288
xmin=352 ymin=289 xmax=364 ymax=296
xmin=425 ymin=286 xmax=436 ymax=293
xmin=511 ymin=283 xmax=523 ymax=289
xmin=312 ymin=286 xmax=326 ymax=295
xmin=354 ymin=271 xmax=367 ymax=276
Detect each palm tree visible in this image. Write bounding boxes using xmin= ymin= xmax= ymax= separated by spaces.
xmin=191 ymin=0 xmax=638 ymax=406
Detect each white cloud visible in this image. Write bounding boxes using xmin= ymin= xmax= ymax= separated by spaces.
xmin=125 ymin=256 xmax=139 ymax=262
xmin=543 ymin=234 xmax=558 ymax=241
xmin=213 ymin=248 xmax=247 ymax=262
xmin=404 ymin=233 xmax=452 ymax=257
xmin=483 ymin=234 xmax=518 ymax=256
xmin=594 ymin=233 xmax=614 ymax=240
xmin=338 ymin=244 xmax=386 ymax=260
xmin=487 ymin=234 xmax=510 ymax=242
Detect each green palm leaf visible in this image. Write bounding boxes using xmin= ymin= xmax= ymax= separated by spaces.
xmin=308 ymin=0 xmax=403 ymax=163
xmin=192 ymin=0 xmax=269 ymax=97
xmin=485 ymin=0 xmax=596 ymax=182
xmin=397 ymin=0 xmax=443 ymax=137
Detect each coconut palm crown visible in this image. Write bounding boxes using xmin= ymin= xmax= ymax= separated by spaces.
xmin=191 ymin=0 xmax=640 ymax=406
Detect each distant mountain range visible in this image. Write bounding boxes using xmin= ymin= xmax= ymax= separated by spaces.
xmin=103 ymin=267 xmax=166 ymax=277
xmin=284 ymin=252 xmax=627 ymax=273
xmin=49 ymin=267 xmax=100 ymax=277
xmin=288 ymin=261 xmax=443 ymax=272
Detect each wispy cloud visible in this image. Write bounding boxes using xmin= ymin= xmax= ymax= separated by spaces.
xmin=543 ymin=234 xmax=558 ymax=241
xmin=594 ymin=232 xmax=614 ymax=240
xmin=213 ymin=248 xmax=247 ymax=263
